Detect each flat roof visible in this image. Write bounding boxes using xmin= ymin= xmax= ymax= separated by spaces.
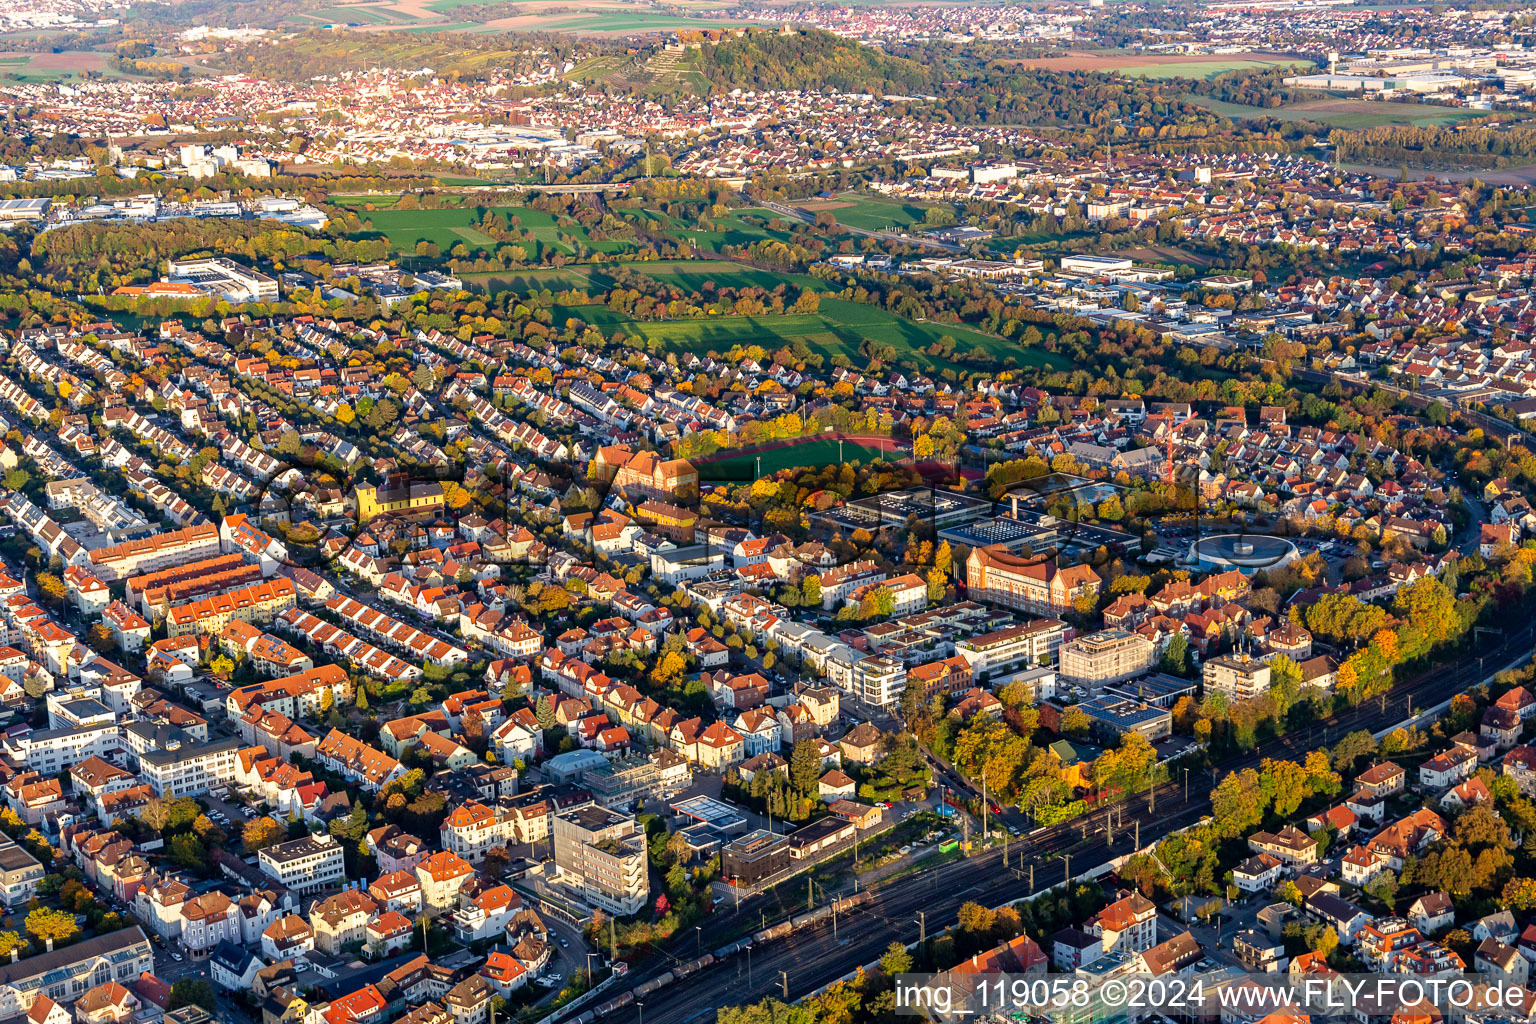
xmin=1076 ymin=695 xmax=1171 ymax=727
xmin=670 ymin=794 xmax=747 ymax=828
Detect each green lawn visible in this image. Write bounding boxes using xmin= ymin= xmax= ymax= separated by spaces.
xmin=697 ymin=438 xmax=901 ymax=480
xmin=1182 ymin=92 xmax=1486 ymax=129
xmin=467 ymin=259 xmax=826 ymax=298
xmin=1121 ymin=58 xmax=1312 ymax=80
xmin=536 ymin=293 xmax=1070 ymax=373
xmin=643 ymin=207 xmax=799 ymax=252
xmin=350 ymin=205 xmax=640 ymax=258
xmin=821 ymin=194 xmax=942 ymax=232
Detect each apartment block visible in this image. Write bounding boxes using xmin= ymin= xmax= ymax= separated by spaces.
xmin=551 ymin=807 xmax=649 ymax=916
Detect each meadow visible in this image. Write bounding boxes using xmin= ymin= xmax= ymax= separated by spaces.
xmin=344 ymin=204 xmax=641 ymax=257
xmin=538 ymin=293 xmax=1072 ymax=373
xmin=464 ymin=259 xmax=820 ymax=297
xmin=1116 ymin=58 xmax=1310 ymax=80
xmin=1183 ymin=93 xmax=1485 ymax=129
xmin=696 ymin=438 xmax=902 ymax=481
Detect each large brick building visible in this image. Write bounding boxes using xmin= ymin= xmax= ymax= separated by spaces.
xmin=966 ymin=546 xmax=1099 ymax=616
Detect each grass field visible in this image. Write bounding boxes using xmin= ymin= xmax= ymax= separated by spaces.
xmin=465 ymin=259 xmax=828 ymax=297
xmin=537 ymin=293 xmax=1071 ymax=373
xmin=348 ymin=205 xmax=641 ymax=257
xmin=1117 ymin=58 xmax=1308 ymax=80
xmin=810 ymin=194 xmax=941 ymax=233
xmin=641 ymin=207 xmax=800 ymax=252
xmin=1182 ymin=93 xmax=1487 ymax=128
xmin=697 ymin=438 xmax=900 ymax=480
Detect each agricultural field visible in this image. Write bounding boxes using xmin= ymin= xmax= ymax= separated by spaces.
xmin=1182 ymin=93 xmax=1487 ymax=129
xmin=287 ymin=0 xmax=743 ymax=36
xmin=696 ymin=437 xmax=904 ymax=481
xmin=0 ymin=50 xmax=126 ymax=81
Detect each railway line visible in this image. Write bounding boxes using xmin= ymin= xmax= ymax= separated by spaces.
xmin=587 ymin=617 xmax=1536 ymax=1024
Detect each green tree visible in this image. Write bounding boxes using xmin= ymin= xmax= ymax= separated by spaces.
xmin=169 ymin=979 xmax=217 ymax=1012
xmin=789 ymin=740 xmax=822 ymax=797
xmin=24 ymin=907 xmax=78 ymax=949
xmin=879 ymin=941 xmax=913 ymax=976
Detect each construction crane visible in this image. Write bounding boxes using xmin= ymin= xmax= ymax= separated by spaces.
xmin=1164 ymin=409 xmax=1193 ymax=488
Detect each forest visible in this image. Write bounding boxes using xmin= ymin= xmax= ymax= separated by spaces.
xmin=700 ymin=28 xmax=937 ymax=95
xmin=1332 ymin=122 xmax=1536 ymax=169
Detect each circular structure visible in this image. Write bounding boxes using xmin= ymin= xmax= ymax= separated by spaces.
xmin=1187 ymin=532 xmax=1299 ymax=573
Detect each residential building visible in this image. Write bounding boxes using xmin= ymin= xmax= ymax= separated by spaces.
xmin=258 ymin=833 xmax=345 ymax=895
xmin=551 ymin=807 xmax=648 ymax=916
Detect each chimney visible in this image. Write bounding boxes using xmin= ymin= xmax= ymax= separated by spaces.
xmin=1010 ymin=495 xmax=1019 ymax=518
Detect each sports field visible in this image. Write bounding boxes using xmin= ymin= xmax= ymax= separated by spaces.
xmin=1182 ymin=93 xmax=1486 ymax=129
xmin=802 ymin=194 xmax=943 ymax=233
xmin=697 ymin=437 xmax=903 ymax=480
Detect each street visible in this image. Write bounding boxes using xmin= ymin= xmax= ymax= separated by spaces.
xmin=597 ymin=614 xmax=1536 ymax=1024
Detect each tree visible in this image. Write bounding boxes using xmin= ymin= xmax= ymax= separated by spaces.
xmin=192 ymin=815 xmax=226 ymax=846
xmin=169 ymin=979 xmax=217 ymax=1012
xmin=243 ymin=817 xmax=286 ymax=853
xmin=168 ymin=834 xmax=207 ymax=871
xmin=879 ymin=941 xmax=913 ymax=976
xmin=1060 ymin=707 xmax=1090 ymax=738
xmin=1364 ymin=870 xmax=1399 ymax=911
xmin=25 ymin=907 xmax=78 ymax=949
xmin=789 ymin=740 xmax=822 ymax=797
xmin=35 ymin=573 xmax=66 ymax=606
xmin=1211 ymin=768 xmax=1267 ymax=838
xmin=0 ymin=932 xmax=25 ymax=958
xmin=1330 ymin=730 xmax=1377 ymax=773
xmin=1160 ymin=634 xmax=1191 ymax=676
xmin=1502 ymin=876 xmax=1536 ymax=912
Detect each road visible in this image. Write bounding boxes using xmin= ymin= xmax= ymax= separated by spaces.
xmin=1290 ymin=367 xmax=1526 ymax=445
xmin=600 ymin=616 xmax=1536 ymax=1024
